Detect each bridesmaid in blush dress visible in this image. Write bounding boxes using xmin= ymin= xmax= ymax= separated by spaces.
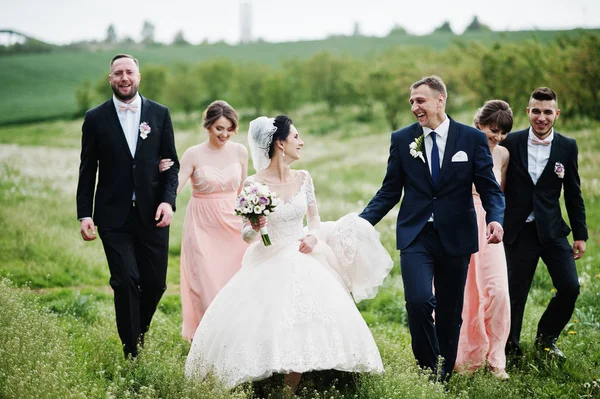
xmin=161 ymin=100 xmax=248 ymax=341
xmin=455 ymin=100 xmax=513 ymax=379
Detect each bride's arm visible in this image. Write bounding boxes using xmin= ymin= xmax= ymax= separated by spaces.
xmin=299 ymin=171 xmax=320 ymax=253
xmin=242 ymin=217 xmax=259 ymax=243
xmin=305 ymin=171 xmax=321 ymax=233
xmin=240 ymin=177 xmax=266 ymax=243
xmin=242 ymin=216 xmax=267 ymax=243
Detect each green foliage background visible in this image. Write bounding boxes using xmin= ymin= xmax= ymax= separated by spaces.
xmin=1 ymin=28 xmax=599 ymax=125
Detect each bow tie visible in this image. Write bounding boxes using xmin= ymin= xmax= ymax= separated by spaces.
xmin=531 ymin=136 xmax=551 ymax=146
xmin=119 ymin=104 xmax=138 ymax=112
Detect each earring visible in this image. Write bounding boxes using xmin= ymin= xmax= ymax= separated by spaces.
xmin=282 ymin=149 xmax=285 ymax=158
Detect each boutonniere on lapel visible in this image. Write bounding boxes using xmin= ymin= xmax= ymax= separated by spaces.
xmin=139 ymin=122 xmax=151 ymax=140
xmin=554 ymin=162 xmax=565 ymax=179
xmin=409 ymin=134 xmax=425 ymax=163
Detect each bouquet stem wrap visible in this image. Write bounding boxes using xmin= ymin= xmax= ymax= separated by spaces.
xmin=259 ymin=226 xmax=271 ymax=246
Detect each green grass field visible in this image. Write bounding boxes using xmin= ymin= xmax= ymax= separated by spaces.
xmin=1 ymin=28 xmax=598 ymax=126
xmin=0 ymin=102 xmax=598 ymax=398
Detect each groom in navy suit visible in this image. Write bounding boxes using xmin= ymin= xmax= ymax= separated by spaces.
xmin=360 ymin=76 xmax=505 ymax=378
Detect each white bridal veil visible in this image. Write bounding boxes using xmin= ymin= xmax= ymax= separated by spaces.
xmin=247 ymin=116 xmax=278 ymax=172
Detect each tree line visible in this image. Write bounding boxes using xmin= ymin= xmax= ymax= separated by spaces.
xmin=75 ymin=32 xmax=600 ymax=129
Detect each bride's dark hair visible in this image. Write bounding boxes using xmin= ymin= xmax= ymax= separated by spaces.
xmin=268 ymin=115 xmax=293 ymax=158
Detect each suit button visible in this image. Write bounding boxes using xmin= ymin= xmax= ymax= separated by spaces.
xmin=133 ymin=164 xmax=136 ymax=169
xmin=433 ymin=197 xmax=437 ymax=200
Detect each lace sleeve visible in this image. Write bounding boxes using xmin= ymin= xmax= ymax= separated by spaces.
xmin=303 ymin=170 xmax=321 ymax=234
xmin=242 ymin=218 xmax=258 ymax=243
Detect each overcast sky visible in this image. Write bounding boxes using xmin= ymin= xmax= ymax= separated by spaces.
xmin=2 ymin=0 xmax=599 ymax=45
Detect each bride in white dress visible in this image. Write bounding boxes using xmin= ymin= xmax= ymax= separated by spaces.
xmin=185 ymin=115 xmax=393 ymax=390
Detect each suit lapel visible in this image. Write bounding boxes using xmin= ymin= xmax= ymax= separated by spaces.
xmin=537 ymin=133 xmax=562 ymax=183
xmin=517 ymin=129 xmax=529 ymax=174
xmin=438 ymin=118 xmax=457 ymax=185
xmin=104 ymin=100 xmax=133 ymax=159
xmin=134 ymin=96 xmax=151 ymax=159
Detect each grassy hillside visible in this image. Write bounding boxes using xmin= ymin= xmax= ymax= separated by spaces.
xmin=0 ymin=104 xmax=599 ymax=398
xmin=0 ymin=28 xmax=598 ymax=125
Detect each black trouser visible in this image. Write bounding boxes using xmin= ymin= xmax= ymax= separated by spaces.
xmin=99 ymin=203 xmax=169 ymax=357
xmin=400 ymin=223 xmax=470 ymax=379
xmin=504 ymin=221 xmax=580 ymax=354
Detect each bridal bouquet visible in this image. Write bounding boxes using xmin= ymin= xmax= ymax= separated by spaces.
xmin=235 ymin=181 xmax=279 ymax=246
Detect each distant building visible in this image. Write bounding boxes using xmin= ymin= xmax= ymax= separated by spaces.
xmin=240 ymin=1 xmax=252 ymax=44
xmin=353 ymin=21 xmax=361 ymax=36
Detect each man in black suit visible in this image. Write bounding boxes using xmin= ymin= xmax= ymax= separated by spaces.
xmin=360 ymin=75 xmax=505 ymax=379
xmin=501 ymin=87 xmax=587 ymax=360
xmin=76 ymin=54 xmax=179 ymax=357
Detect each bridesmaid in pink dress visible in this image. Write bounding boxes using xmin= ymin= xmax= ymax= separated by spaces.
xmin=162 ymin=100 xmax=248 ymax=341
xmin=455 ymin=100 xmax=513 ymax=379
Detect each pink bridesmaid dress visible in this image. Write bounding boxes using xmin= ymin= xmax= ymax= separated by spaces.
xmin=180 ymin=143 xmax=248 ymax=341
xmin=456 ymin=167 xmax=511 ymax=376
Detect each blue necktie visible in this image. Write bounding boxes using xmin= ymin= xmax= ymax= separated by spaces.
xmin=431 ymin=131 xmax=440 ymax=190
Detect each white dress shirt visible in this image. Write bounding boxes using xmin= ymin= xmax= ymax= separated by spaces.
xmin=113 ymin=94 xmax=142 ymax=157
xmin=422 ymin=115 xmax=450 ymax=222
xmin=114 ymin=94 xmax=141 ymax=201
xmin=526 ymin=127 xmax=554 ymax=222
xmin=423 ymin=115 xmax=450 ymax=174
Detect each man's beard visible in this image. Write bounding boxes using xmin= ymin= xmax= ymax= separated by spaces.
xmin=111 ymin=83 xmax=138 ymax=102
xmin=532 ymin=122 xmax=554 ymax=137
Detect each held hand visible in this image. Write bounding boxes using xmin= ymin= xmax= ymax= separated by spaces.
xmin=573 ymin=240 xmax=586 ymax=260
xmin=298 ymin=235 xmax=317 ymax=254
xmin=158 ymin=158 xmax=174 ymax=173
xmin=80 ymin=219 xmax=97 ymax=241
xmin=155 ymin=202 xmax=174 ymax=227
xmin=250 ymin=216 xmax=267 ymax=232
xmin=486 ymin=221 xmax=504 ymax=244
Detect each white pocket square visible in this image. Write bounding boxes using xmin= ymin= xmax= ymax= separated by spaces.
xmin=451 ymin=151 xmax=468 ymax=162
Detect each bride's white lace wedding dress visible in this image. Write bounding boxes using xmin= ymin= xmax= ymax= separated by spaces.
xmin=184 ymin=170 xmax=393 ymax=388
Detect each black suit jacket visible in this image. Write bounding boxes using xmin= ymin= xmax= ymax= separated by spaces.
xmin=76 ymin=96 xmax=180 ymax=228
xmin=360 ymin=117 xmax=505 ymax=256
xmin=501 ymin=128 xmax=587 ymax=245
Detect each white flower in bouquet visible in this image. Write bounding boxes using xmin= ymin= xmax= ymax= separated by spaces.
xmin=235 ymin=181 xmax=278 ymax=246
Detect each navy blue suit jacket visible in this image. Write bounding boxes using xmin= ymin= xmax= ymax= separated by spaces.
xmin=360 ymin=117 xmax=505 ymax=257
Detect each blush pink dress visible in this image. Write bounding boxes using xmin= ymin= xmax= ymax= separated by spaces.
xmin=180 ymin=142 xmax=248 ymax=341
xmin=455 ymin=167 xmax=511 ymax=373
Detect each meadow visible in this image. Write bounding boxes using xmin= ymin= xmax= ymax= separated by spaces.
xmin=1 ymin=28 xmax=598 ymax=125
xmin=0 ymin=101 xmax=599 ymax=399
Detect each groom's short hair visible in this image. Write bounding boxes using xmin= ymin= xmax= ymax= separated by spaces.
xmin=530 ymin=87 xmax=558 ymax=106
xmin=411 ymin=75 xmax=447 ymax=99
xmin=110 ymin=54 xmax=139 ymax=68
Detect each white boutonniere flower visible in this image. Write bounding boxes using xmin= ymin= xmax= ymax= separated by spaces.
xmin=554 ymin=162 xmax=565 ymax=179
xmin=409 ymin=134 xmax=425 ymax=163
xmin=139 ymin=122 xmax=151 ymax=139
